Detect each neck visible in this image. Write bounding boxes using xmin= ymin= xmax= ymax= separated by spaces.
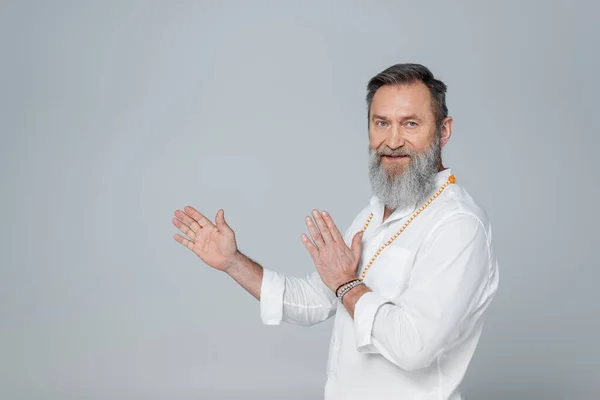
xmin=382 ymin=206 xmax=394 ymax=223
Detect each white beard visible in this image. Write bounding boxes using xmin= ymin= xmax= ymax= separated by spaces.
xmin=368 ymin=134 xmax=441 ymax=211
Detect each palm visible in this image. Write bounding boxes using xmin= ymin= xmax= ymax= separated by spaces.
xmin=192 ymin=224 xmax=236 ymax=267
xmin=172 ymin=206 xmax=238 ymax=271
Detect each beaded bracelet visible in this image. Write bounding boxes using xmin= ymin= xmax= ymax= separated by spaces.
xmin=336 ymin=278 xmax=360 ymax=297
xmin=337 ymin=280 xmax=365 ymax=304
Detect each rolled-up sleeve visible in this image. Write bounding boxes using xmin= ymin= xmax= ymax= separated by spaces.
xmin=354 ymin=291 xmax=393 ymax=352
xmin=260 ymin=268 xmax=286 ymax=325
xmin=353 ymin=212 xmax=497 ymax=371
xmin=260 ymin=269 xmax=339 ymax=327
xmin=259 ymin=224 xmax=358 ymax=327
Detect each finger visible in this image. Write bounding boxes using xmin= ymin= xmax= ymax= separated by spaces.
xmin=351 ymin=231 xmax=364 ymax=260
xmin=305 ymin=215 xmax=325 ymax=248
xmin=320 ymin=210 xmax=344 ymax=242
xmin=173 ymin=233 xmax=195 ymax=252
xmin=301 ymin=233 xmax=318 ymax=258
xmin=174 ymin=209 xmax=203 ymax=234
xmin=172 ymin=217 xmax=197 ymax=240
xmin=183 ymin=206 xmax=216 ymax=229
xmin=311 ymin=209 xmax=333 ymax=243
xmin=215 ymin=209 xmax=232 ymax=233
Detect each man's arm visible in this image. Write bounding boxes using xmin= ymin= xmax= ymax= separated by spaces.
xmin=223 ymin=250 xmax=264 ymax=300
xmin=341 ymin=283 xmax=371 ymax=318
xmin=224 ymin=250 xmax=339 ymax=326
xmin=340 ymin=213 xmax=498 ymax=371
xmin=172 ymin=206 xmax=340 ymax=327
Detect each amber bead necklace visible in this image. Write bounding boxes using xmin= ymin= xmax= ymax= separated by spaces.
xmin=357 ymin=174 xmax=456 ymax=281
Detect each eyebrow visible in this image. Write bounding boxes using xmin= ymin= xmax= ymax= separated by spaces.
xmin=371 ymin=113 xmax=423 ymax=122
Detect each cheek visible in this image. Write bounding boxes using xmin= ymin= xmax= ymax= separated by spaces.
xmin=368 ymin=129 xmax=384 ymax=149
xmin=368 ymin=136 xmax=378 ymax=148
xmin=410 ymin=132 xmax=435 ymax=152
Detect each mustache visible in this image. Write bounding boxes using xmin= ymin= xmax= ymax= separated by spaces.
xmin=377 ymin=148 xmax=415 ymax=157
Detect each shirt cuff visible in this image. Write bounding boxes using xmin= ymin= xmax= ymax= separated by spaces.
xmin=353 ymin=291 xmax=392 ymax=352
xmin=260 ymin=268 xmax=286 ymax=325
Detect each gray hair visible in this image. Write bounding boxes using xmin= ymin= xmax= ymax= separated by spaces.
xmin=368 ymin=131 xmax=441 ymax=210
xmin=366 ymin=63 xmax=448 ymax=129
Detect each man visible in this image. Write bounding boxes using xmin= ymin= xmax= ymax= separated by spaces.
xmin=172 ymin=63 xmax=499 ymax=399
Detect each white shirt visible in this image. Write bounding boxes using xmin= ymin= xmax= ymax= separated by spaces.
xmin=260 ymin=168 xmax=499 ymax=399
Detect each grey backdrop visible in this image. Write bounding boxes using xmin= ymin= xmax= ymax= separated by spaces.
xmin=1 ymin=1 xmax=598 ymax=399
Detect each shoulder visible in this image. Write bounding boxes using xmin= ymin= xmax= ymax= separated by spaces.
xmin=418 ymin=183 xmax=496 ymax=252
xmin=415 ymin=186 xmax=493 ymax=260
xmin=434 ymin=184 xmax=491 ymax=232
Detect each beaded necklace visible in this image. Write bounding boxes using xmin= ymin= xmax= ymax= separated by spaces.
xmin=358 ymin=174 xmax=456 ymax=281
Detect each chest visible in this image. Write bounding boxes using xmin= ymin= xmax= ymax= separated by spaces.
xmin=357 ymin=235 xmax=415 ymax=299
xmin=346 ymin=212 xmax=438 ymax=300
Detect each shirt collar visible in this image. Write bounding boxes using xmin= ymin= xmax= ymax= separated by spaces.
xmin=369 ymin=168 xmax=453 ymax=226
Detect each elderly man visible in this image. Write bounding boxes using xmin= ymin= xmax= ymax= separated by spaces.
xmin=172 ymin=63 xmax=499 ymax=399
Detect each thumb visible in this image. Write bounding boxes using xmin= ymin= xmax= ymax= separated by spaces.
xmin=351 ymin=231 xmax=364 ymax=259
xmin=215 ymin=209 xmax=231 ymax=232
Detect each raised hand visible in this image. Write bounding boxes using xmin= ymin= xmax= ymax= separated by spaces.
xmin=302 ymin=209 xmax=364 ymax=292
xmin=172 ymin=206 xmax=239 ymax=272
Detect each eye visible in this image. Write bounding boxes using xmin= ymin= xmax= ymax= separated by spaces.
xmin=376 ymin=120 xmax=388 ymax=127
xmin=406 ymin=121 xmax=418 ymax=128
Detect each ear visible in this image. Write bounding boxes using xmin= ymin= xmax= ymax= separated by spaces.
xmin=439 ymin=116 xmax=453 ymax=148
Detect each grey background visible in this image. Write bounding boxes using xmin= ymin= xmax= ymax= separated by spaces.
xmin=1 ymin=1 xmax=598 ymax=399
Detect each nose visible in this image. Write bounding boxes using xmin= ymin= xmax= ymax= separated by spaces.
xmin=386 ymin=123 xmax=406 ymax=149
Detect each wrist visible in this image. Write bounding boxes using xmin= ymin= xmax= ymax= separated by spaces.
xmin=223 ymin=250 xmax=245 ymax=275
xmin=341 ymin=284 xmax=371 ymax=316
xmin=336 ymin=278 xmax=365 ymax=303
xmin=343 ymin=283 xmax=369 ymax=302
xmin=333 ymin=275 xmax=360 ymax=295
xmin=334 ymin=277 xmax=358 ymax=297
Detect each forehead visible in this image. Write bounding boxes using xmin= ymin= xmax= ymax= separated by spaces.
xmin=370 ymin=82 xmax=433 ymax=119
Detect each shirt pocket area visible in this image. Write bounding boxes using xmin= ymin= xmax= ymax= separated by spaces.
xmin=364 ymin=246 xmax=414 ymax=300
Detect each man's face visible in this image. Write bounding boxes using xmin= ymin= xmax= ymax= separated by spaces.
xmin=368 ymin=82 xmax=439 ymax=176
xmin=367 ymin=82 xmax=451 ymax=211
